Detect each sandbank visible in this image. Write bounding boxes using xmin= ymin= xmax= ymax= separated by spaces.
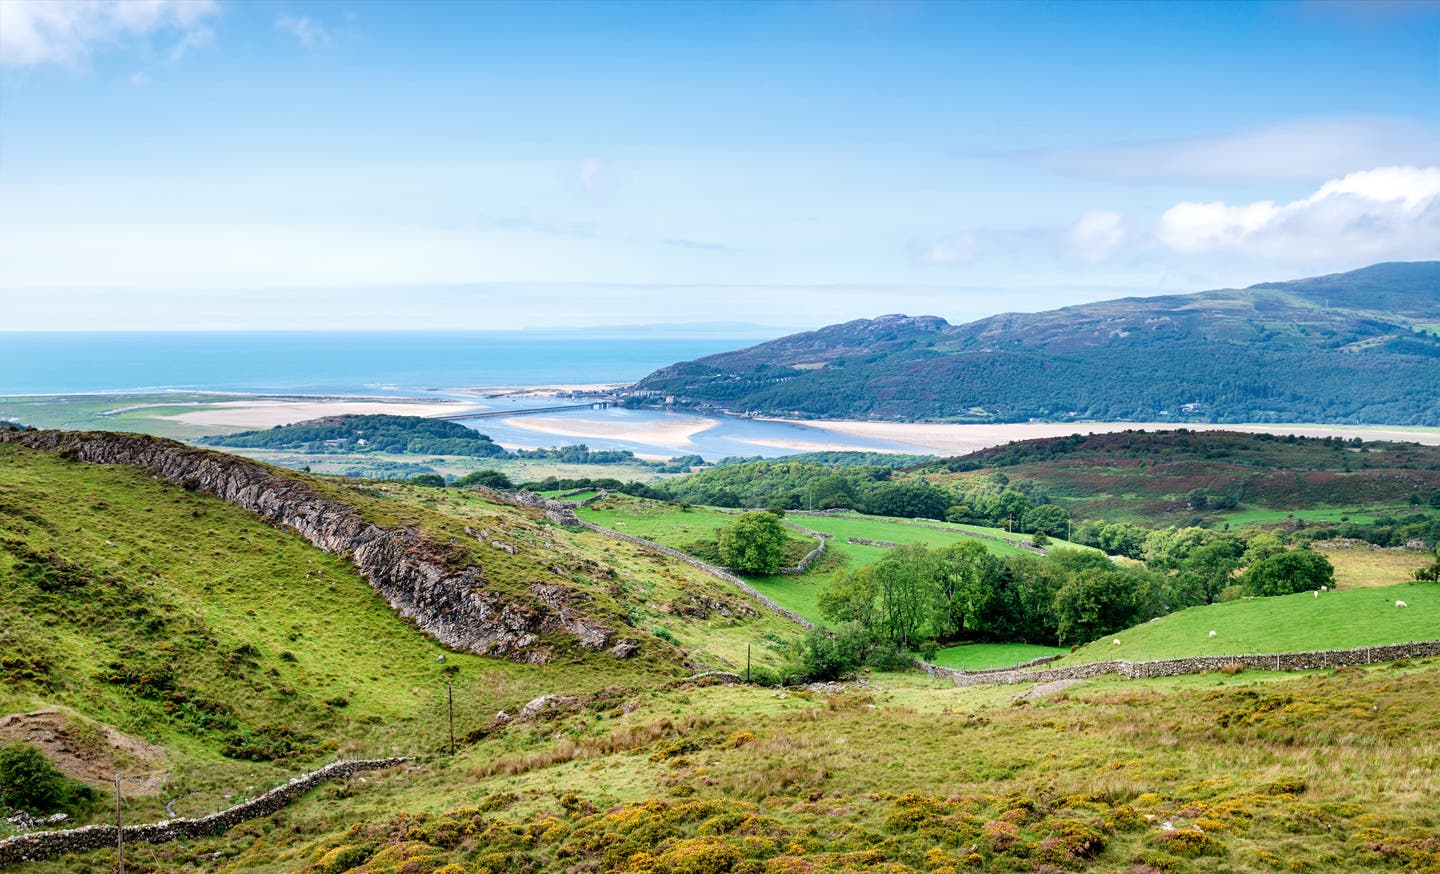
xmin=784 ymin=420 xmax=1440 ymax=457
xmin=162 ymin=399 xmax=485 ymax=429
xmin=446 ymin=384 xmax=624 ymax=399
xmin=500 ymin=414 xmax=718 ymax=447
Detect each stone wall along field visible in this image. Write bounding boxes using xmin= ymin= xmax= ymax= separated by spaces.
xmin=917 ymin=639 xmax=1440 ymax=687
xmin=0 ymin=758 xmax=408 ymax=866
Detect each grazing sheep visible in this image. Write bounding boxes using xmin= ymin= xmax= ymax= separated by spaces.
xmin=1396 ymin=600 xmax=1408 ymax=608
xmin=1320 ymin=586 xmax=1328 ymax=591
xmin=1209 ymin=630 xmax=1217 ymax=638
xmin=1314 ymin=591 xmax=1319 ymax=598
xmin=1112 ymin=639 xmax=1121 ymax=646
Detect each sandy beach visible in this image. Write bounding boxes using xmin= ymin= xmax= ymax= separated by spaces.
xmin=446 ymin=384 xmax=624 ymax=399
xmin=785 ymin=419 xmax=1440 ymax=457
xmin=499 ymin=414 xmax=719 ymax=447
xmin=161 ymin=398 xmax=486 ymax=429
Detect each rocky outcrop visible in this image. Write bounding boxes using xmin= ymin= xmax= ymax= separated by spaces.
xmin=0 ymin=758 xmax=408 ymax=866
xmin=0 ymin=429 xmax=617 ymax=662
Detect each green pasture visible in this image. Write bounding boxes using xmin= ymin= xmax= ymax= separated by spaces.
xmin=926 ymin=641 xmax=1068 ymax=671
xmin=1060 ymin=581 xmax=1439 ymax=665
xmin=1220 ymin=504 xmax=1420 ymax=527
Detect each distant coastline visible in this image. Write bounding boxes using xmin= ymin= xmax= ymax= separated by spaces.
xmin=6 ymin=388 xmax=1440 ymax=462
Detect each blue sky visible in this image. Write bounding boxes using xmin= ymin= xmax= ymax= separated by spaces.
xmin=1 ymin=0 xmax=1437 ymax=330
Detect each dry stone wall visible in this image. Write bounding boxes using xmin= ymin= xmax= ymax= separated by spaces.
xmin=0 ymin=430 xmax=618 ymax=662
xmin=917 ymin=639 xmax=1440 ymax=688
xmin=0 ymin=758 xmax=407 ymax=866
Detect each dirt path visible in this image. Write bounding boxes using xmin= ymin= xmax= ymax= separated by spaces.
xmin=1014 ymin=679 xmax=1083 ymax=701
xmin=0 ymin=709 xmax=167 ymax=795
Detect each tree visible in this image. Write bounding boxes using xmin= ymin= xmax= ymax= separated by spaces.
xmin=408 ymin=473 xmax=446 ymax=488
xmin=1054 ymin=568 xmax=1143 ymax=646
xmin=931 ymin=540 xmax=996 ymax=640
xmin=1096 ymin=522 xmax=1147 ymax=559
xmin=717 ymin=511 xmax=788 ymax=574
xmin=869 ymin=544 xmax=942 ymax=649
xmin=1240 ymin=549 xmax=1334 ymax=597
xmin=455 ymin=469 xmax=513 ymax=489
xmin=1021 ymin=505 xmax=1070 ymax=538
xmin=0 ymin=742 xmax=93 ymax=814
xmin=817 ymin=566 xmax=879 ymax=629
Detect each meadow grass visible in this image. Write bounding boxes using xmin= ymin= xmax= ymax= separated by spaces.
xmin=1223 ymin=503 xmax=1418 ymax=527
xmin=42 ymin=659 xmax=1440 ymax=874
xmin=927 ymin=641 xmax=1069 ymax=670
xmin=1320 ymin=545 xmax=1437 ymax=588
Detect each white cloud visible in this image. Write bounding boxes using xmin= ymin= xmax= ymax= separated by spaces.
xmin=275 ymin=15 xmax=330 ymax=49
xmin=1158 ymin=165 xmax=1440 ymax=260
xmin=1013 ymin=117 xmax=1440 ymax=184
xmin=578 ymin=158 xmax=607 ymax=193
xmin=913 ymin=234 xmax=975 ymax=266
xmin=1066 ymin=211 xmax=1127 ymax=263
xmin=0 ymin=0 xmax=219 ymax=68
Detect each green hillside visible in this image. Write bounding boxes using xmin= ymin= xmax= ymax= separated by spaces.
xmin=625 ymin=261 xmax=1440 ymax=424
xmin=4 ymin=433 xmax=1440 ymax=874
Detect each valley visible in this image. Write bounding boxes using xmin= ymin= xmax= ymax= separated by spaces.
xmin=2 ymin=423 xmax=1437 ymax=872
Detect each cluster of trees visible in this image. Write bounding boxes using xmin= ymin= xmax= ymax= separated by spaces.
xmin=206 ymin=415 xmax=705 ymax=473
xmin=205 ymin=415 xmax=510 ymax=457
xmin=801 ymin=535 xmax=1335 ymax=677
xmin=1295 ymin=513 xmax=1440 ymax=550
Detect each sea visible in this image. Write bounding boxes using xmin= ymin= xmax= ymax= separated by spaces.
xmin=1 ymin=332 xmax=927 ymax=459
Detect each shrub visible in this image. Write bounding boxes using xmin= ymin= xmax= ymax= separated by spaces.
xmin=315 ymin=844 xmax=373 ymax=873
xmin=0 ymin=742 xmax=94 ymax=814
xmin=1155 ymin=828 xmax=1225 ymax=858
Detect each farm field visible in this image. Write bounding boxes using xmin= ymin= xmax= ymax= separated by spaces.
xmin=927 ymin=641 xmax=1068 ymax=670
xmin=1222 ymin=504 xmax=1418 ymax=527
xmin=1060 ymin=581 xmax=1438 ymax=665
xmin=576 ymin=497 xmax=1099 ymax=627
xmin=1319 ymin=545 xmax=1438 ymax=588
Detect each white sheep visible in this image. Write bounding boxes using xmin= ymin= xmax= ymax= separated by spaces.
xmin=1313 ymin=591 xmax=1319 ymax=598
xmin=1208 ymin=630 xmax=1217 ymax=638
xmin=1396 ymin=600 xmax=1408 ymax=608
xmin=1112 ymin=639 xmax=1121 ymax=646
xmin=1320 ymin=586 xmax=1328 ymax=591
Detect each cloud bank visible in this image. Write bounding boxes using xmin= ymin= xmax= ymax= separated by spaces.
xmin=0 ymin=0 xmax=219 ymax=68
xmin=1158 ymin=165 xmax=1440 ymax=260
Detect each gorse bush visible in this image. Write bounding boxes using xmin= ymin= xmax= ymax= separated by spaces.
xmin=0 ymin=742 xmax=94 ymax=815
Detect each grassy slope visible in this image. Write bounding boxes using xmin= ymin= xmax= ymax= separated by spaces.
xmin=6 ymin=445 xmax=1440 ymax=873
xmin=1061 ymin=582 xmax=1439 ymax=665
xmin=53 ymin=660 xmax=1440 ymax=874
xmin=0 ymin=444 xmax=802 ymax=827
xmin=928 ymin=642 xmax=1068 ymax=670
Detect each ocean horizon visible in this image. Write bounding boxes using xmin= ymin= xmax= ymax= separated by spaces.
xmin=0 ymin=330 xmax=774 ymax=396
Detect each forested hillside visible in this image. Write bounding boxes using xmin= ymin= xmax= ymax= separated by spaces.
xmin=626 ymin=261 xmax=1440 ymax=424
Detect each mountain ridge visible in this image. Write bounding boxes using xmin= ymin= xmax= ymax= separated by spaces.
xmin=624 ymin=261 xmax=1440 ymax=425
